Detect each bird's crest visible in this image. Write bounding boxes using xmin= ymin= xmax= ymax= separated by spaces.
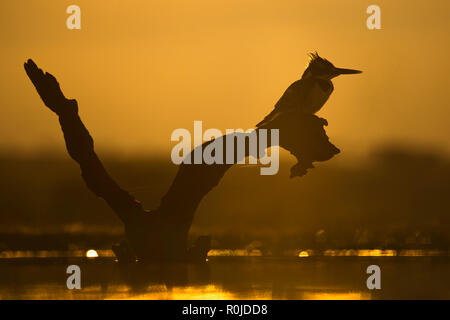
xmin=308 ymin=52 xmax=321 ymax=61
xmin=303 ymin=52 xmax=337 ymax=78
xmin=307 ymin=52 xmax=330 ymax=66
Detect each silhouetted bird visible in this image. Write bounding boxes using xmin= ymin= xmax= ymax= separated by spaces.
xmin=256 ymin=52 xmax=362 ymax=128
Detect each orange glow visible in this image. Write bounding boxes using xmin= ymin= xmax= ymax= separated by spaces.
xmin=303 ymin=292 xmax=370 ymax=300
xmin=207 ymin=249 xmax=262 ymax=257
xmin=107 ymin=285 xmax=240 ymax=300
xmin=85 ymin=249 xmax=99 ymax=258
xmin=2 ymin=1 xmax=450 ymax=156
xmin=357 ymin=249 xmax=396 ymax=257
xmin=298 ymin=250 xmax=309 ymax=257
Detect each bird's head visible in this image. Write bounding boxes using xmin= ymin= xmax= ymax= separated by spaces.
xmin=303 ymin=52 xmax=362 ymax=80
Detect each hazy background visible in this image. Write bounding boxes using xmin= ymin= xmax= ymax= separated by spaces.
xmin=1 ymin=148 xmax=449 ymax=251
xmin=1 ymin=0 xmax=450 ymax=157
xmin=0 ymin=1 xmax=449 ymax=250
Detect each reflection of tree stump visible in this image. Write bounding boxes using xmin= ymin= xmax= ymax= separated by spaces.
xmin=24 ymin=59 xmax=339 ymax=263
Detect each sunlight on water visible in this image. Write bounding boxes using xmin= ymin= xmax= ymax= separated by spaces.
xmin=0 ymin=284 xmax=273 ymax=300
xmin=107 ymin=285 xmax=240 ymax=300
xmin=0 ymin=248 xmax=447 ymax=260
xmin=205 ymin=248 xmax=448 ymax=258
xmin=298 ymin=250 xmax=310 ymax=257
xmin=302 ymin=292 xmax=370 ymax=300
xmin=321 ymin=249 xmax=433 ymax=257
xmin=357 ymin=249 xmax=396 ymax=257
xmin=0 ymin=250 xmax=63 ymax=258
xmin=399 ymin=249 xmax=445 ymax=256
xmin=86 ymin=249 xmax=99 ymax=258
xmin=323 ymin=249 xmax=396 ymax=257
xmin=0 ymin=249 xmax=115 ymax=259
xmin=207 ymin=249 xmax=262 ymax=257
xmin=0 ymin=256 xmax=448 ymax=299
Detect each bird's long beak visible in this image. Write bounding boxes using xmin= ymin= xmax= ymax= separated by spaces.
xmin=333 ymin=67 xmax=362 ymax=76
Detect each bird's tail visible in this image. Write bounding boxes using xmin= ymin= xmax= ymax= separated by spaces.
xmin=256 ymin=110 xmax=279 ymax=128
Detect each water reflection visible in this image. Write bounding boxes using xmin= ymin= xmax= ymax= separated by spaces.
xmin=1 ymin=248 xmax=448 ymax=259
xmin=107 ymin=285 xmax=238 ymax=300
xmin=86 ymin=250 xmax=99 ymax=258
xmin=302 ymin=292 xmax=370 ymax=300
xmin=0 ymin=254 xmax=449 ymax=299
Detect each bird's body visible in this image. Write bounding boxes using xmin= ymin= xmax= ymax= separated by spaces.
xmin=303 ymin=79 xmax=334 ymax=114
xmin=257 ymin=53 xmax=361 ymax=128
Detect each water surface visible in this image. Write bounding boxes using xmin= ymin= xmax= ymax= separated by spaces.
xmin=0 ymin=254 xmax=448 ymax=299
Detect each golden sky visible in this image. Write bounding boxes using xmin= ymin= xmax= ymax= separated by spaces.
xmin=1 ymin=0 xmax=449 ymax=159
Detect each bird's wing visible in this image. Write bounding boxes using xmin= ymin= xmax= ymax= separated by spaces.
xmin=256 ymin=78 xmax=314 ymax=128
xmin=274 ymin=78 xmax=313 ymax=109
xmin=255 ymin=108 xmax=282 ymax=128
